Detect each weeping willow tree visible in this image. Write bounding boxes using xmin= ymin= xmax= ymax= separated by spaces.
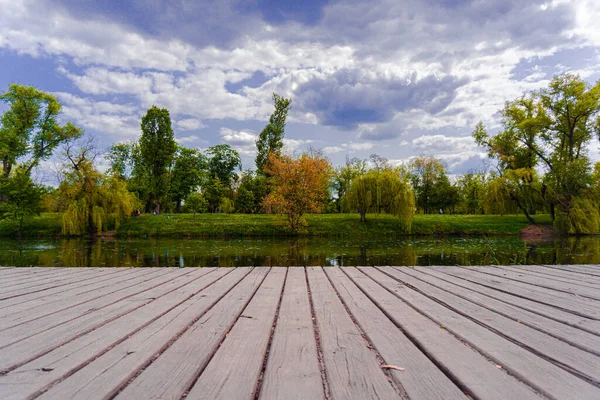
xmin=553 ymin=197 xmax=599 ymax=235
xmin=344 ymin=168 xmax=415 ymax=231
xmin=482 ymin=176 xmax=517 ymax=215
xmin=475 ymin=74 xmax=600 ymax=234
xmin=58 ymin=147 xmax=138 ymax=236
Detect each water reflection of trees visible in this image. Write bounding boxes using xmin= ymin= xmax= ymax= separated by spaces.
xmin=2 ymin=236 xmax=600 ymax=267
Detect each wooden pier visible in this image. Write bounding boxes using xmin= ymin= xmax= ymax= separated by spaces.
xmin=0 ymin=265 xmax=599 ymax=399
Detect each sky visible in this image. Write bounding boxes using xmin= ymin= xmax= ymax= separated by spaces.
xmin=1 ymin=0 xmax=600 ymax=178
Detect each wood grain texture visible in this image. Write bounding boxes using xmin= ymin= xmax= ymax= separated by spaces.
xmin=0 ymin=268 xmax=199 ymax=372
xmin=0 ymin=268 xmax=111 ymax=290
xmin=385 ymin=267 xmax=600 ymax=382
xmin=366 ymin=267 xmax=600 ymax=400
xmin=29 ymin=268 xmax=238 ymax=400
xmin=1 ymin=266 xmax=599 ymax=400
xmin=458 ymin=265 xmax=600 ymax=299
xmin=259 ymin=267 xmax=324 ymax=400
xmin=432 ymin=266 xmax=600 ymax=319
xmin=306 ymin=266 xmax=400 ymax=400
xmin=115 ymin=267 xmax=269 ymax=400
xmin=0 ymin=268 xmax=160 ymax=327
xmin=494 ymin=265 xmax=600 ymax=286
xmin=413 ymin=267 xmax=600 ymax=334
xmin=0 ymin=268 xmax=106 ymax=298
xmin=399 ymin=267 xmax=600 ymax=355
xmin=0 ymin=268 xmax=186 ymax=349
xmin=0 ymin=268 xmax=152 ymax=313
xmin=344 ymin=267 xmax=541 ymax=400
xmin=543 ymin=264 xmax=600 ymax=277
xmin=0 ymin=267 xmax=80 ymax=287
xmin=324 ymin=267 xmax=467 ymax=400
xmin=186 ymin=268 xmax=287 ymax=400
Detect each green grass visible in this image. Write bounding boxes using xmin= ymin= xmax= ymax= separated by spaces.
xmin=0 ymin=213 xmax=63 ymax=238
xmin=0 ymin=212 xmax=553 ymax=238
xmin=411 ymin=213 xmax=553 ymax=235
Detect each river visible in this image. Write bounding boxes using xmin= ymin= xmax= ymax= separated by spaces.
xmin=1 ymin=235 xmax=599 ymax=267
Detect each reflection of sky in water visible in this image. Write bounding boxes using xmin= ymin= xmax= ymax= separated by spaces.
xmin=19 ymin=244 xmax=56 ymax=251
xmin=0 ymin=236 xmax=599 ymax=267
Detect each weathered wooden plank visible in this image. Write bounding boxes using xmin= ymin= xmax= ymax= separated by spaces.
xmin=459 ymin=265 xmax=600 ymax=299
xmin=363 ymin=267 xmax=600 ymax=400
xmin=0 ymin=268 xmax=29 ymax=279
xmin=496 ymin=265 xmax=600 ymax=285
xmin=306 ymin=266 xmax=400 ymax=400
xmin=259 ymin=267 xmax=324 ymax=400
xmin=544 ymin=264 xmax=600 ymax=276
xmin=385 ymin=267 xmax=600 ymax=381
xmin=186 ymin=268 xmax=287 ymax=400
xmin=0 ymin=268 xmax=161 ymax=327
xmin=0 ymin=268 xmax=117 ymax=300
xmin=433 ymin=266 xmax=600 ymax=319
xmin=0 ymin=268 xmax=152 ymax=318
xmin=12 ymin=268 xmax=238 ymax=400
xmin=0 ymin=268 xmax=153 ymax=312
xmin=324 ymin=267 xmax=466 ymax=400
xmin=0 ymin=267 xmax=103 ymax=294
xmin=114 ymin=267 xmax=270 ymax=400
xmin=0 ymin=267 xmax=71 ymax=286
xmin=401 ymin=267 xmax=600 ymax=355
xmin=414 ymin=267 xmax=600 ymax=334
xmin=0 ymin=265 xmax=599 ymax=400
xmin=0 ymin=267 xmax=114 ymax=289
xmin=0 ymin=268 xmax=185 ymax=349
xmin=343 ymin=267 xmax=540 ymax=400
xmin=0 ymin=268 xmax=204 ymax=372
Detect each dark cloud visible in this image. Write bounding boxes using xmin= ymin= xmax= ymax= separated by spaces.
xmin=295 ymin=69 xmax=468 ymax=130
xmin=47 ymin=0 xmax=333 ymax=48
xmin=47 ymin=0 xmax=262 ymax=48
xmin=306 ymin=0 xmax=576 ymax=63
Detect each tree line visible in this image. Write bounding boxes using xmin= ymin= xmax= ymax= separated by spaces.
xmin=1 ymin=74 xmax=599 ymax=235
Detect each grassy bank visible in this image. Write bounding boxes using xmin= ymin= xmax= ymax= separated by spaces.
xmin=0 ymin=212 xmax=553 ymax=238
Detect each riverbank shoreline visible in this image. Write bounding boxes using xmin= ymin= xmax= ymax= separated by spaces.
xmin=0 ymin=213 xmax=554 ymax=238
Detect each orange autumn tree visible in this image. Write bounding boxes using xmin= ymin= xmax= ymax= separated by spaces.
xmin=264 ymin=152 xmax=332 ymax=231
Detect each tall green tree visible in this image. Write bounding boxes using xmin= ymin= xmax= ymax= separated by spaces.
xmin=473 ymin=99 xmax=544 ymax=222
xmin=475 ymin=74 xmax=600 ymax=233
xmin=139 ymin=106 xmax=177 ymax=214
xmin=332 ymin=156 xmax=367 ymax=212
xmin=255 ymin=93 xmax=292 ymax=174
xmin=234 ymin=185 xmax=255 ymax=213
xmin=170 ymin=146 xmax=208 ymax=212
xmin=430 ymin=172 xmax=460 ymax=214
xmin=0 ymin=84 xmax=82 ymax=180
xmin=234 ymin=170 xmax=267 ymax=213
xmin=456 ymin=172 xmax=486 ymax=214
xmin=409 ymin=156 xmax=451 ymax=214
xmin=0 ymin=169 xmax=44 ymax=236
xmin=106 ymin=142 xmax=135 ymax=179
xmin=206 ymin=144 xmax=242 ymax=188
xmin=0 ymin=84 xmax=81 ymax=234
xmin=183 ymin=192 xmax=208 ymax=216
xmin=203 ymin=175 xmax=228 ymax=212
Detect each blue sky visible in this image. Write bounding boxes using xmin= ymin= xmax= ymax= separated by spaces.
xmin=1 ymin=0 xmax=600 ymax=179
